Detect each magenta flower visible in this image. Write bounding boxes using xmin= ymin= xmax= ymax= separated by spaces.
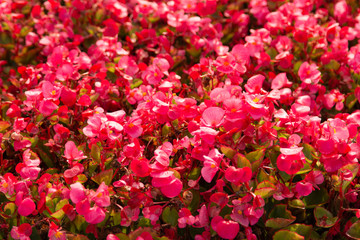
xmin=201 ymin=107 xmax=225 ymax=128
xmin=231 ymin=194 xmax=264 ymax=227
xmin=17 ymin=196 xmax=36 ymax=217
xmin=64 ymin=141 xmax=86 ymax=163
xmin=130 ymin=158 xmax=150 ymax=177
xmin=225 ymin=166 xmax=252 ymax=185
xmin=211 ymin=216 xmax=239 ymax=239
xmin=178 ymin=208 xmax=196 ymax=228
xmin=298 ymin=62 xmax=321 ymax=85
xmin=142 ymin=205 xmax=162 ymax=225
xmin=245 ymin=74 xmax=265 ymax=93
xmin=70 ymin=182 xmax=110 ymax=224
xmin=277 ymin=147 xmax=306 ymax=175
xmin=201 ymin=149 xmax=223 ymax=183
xmin=124 ymin=117 xmax=143 ymax=138
xmin=48 ymin=222 xmax=66 ymax=240
xmin=296 ymin=182 xmax=313 ymax=197
xmin=39 ymin=99 xmax=58 ymax=116
xmin=42 ymin=81 xmax=62 ymax=101
xmin=11 ymin=223 xmax=32 ymax=240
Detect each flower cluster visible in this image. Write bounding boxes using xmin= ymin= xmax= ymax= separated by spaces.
xmin=1 ymin=0 xmax=360 ymax=239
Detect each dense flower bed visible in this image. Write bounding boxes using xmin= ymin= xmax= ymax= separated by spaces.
xmin=1 ymin=0 xmax=360 ymax=239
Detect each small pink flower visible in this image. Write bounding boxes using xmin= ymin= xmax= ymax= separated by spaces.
xmin=211 ymin=216 xmax=239 ymax=239
xmin=298 ymin=62 xmax=321 ymax=85
xmin=42 ymin=81 xmax=62 ymax=101
xmin=244 ymin=74 xmax=265 ymax=93
xmin=130 ymin=158 xmax=150 ymax=177
xmin=48 ymin=222 xmax=66 ymax=240
xmin=39 ymin=100 xmax=58 ymax=116
xmin=178 ymin=208 xmax=196 ymax=228
xmin=11 ymin=223 xmax=32 ymax=240
xmin=201 ymin=107 xmax=225 ymax=128
xmin=143 ymin=205 xmax=162 ymax=225
xmin=296 ymin=182 xmax=313 ymax=196
xmin=201 ymin=149 xmax=223 ymax=183
xmin=277 ymin=147 xmax=306 ymax=175
xmin=64 ymin=141 xmax=86 ymax=163
xmin=18 ymin=197 xmax=36 ymax=216
xmin=225 ymin=166 xmax=252 ymax=185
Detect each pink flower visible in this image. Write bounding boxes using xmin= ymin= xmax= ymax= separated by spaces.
xmin=298 ymin=62 xmax=321 ymax=85
xmin=11 ymin=223 xmax=32 ymax=240
xmin=277 ymin=147 xmax=306 ymax=175
xmin=83 ymin=115 xmax=103 ymax=138
xmin=48 ymin=222 xmax=66 ymax=240
xmin=130 ymin=158 xmax=150 ymax=177
xmin=143 ymin=205 xmax=162 ymax=225
xmin=64 ymin=141 xmax=86 ymax=163
xmin=244 ymin=74 xmax=265 ymax=93
xmin=39 ymin=100 xmax=58 ymax=116
xmin=296 ymin=182 xmax=313 ymax=196
xmin=271 ymin=73 xmax=291 ymax=90
xmin=201 ymin=149 xmax=223 ymax=183
xmin=70 ymin=182 xmax=110 ymax=224
xmin=211 ymin=216 xmax=239 ymax=239
xmin=42 ymin=81 xmax=62 ymax=101
xmin=124 ymin=118 xmax=143 ymax=138
xmin=201 ymin=107 xmax=225 ymax=128
xmin=225 ymin=166 xmax=252 ymax=185
xmin=17 ymin=197 xmax=36 ymax=216
xmin=231 ymin=194 xmax=264 ymax=227
xmin=178 ymin=208 xmax=196 ymax=228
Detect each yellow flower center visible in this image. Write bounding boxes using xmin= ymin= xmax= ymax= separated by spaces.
xmin=211 ymin=164 xmax=216 ymax=168
xmin=129 ymin=123 xmax=134 ymax=128
xmin=253 ymin=97 xmax=260 ymax=103
xmin=51 ymin=90 xmax=56 ymax=95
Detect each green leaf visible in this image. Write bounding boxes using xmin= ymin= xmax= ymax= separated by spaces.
xmin=188 ymin=167 xmax=201 ymax=180
xmin=314 ymin=207 xmax=338 ymax=228
xmin=36 ymin=148 xmax=54 ymax=168
xmin=138 ymin=218 xmax=151 ymax=227
xmin=269 ymin=204 xmax=296 ymax=220
xmin=296 ymin=163 xmax=312 ymax=175
xmin=113 ymin=233 xmax=130 ymax=240
xmin=273 ymin=230 xmax=304 ymax=240
xmin=55 ymin=199 xmax=69 ymax=212
xmin=91 ymin=169 xmax=113 ymax=185
xmin=266 ymin=218 xmax=295 ymax=229
xmin=255 ymin=181 xmax=277 ymax=199
xmin=245 ymin=148 xmax=265 ymax=163
xmin=51 ymin=209 xmax=65 ymax=220
xmin=187 ymin=190 xmax=200 ymax=213
xmin=162 ymin=207 xmax=179 ymax=227
xmin=324 ymin=59 xmax=340 ymax=71
xmin=220 ymin=145 xmax=236 ymax=159
xmin=30 ymin=227 xmax=42 ymax=240
xmin=131 ymin=79 xmax=143 ymax=89
xmin=284 ymin=224 xmax=312 ymax=240
xmin=74 ymin=215 xmax=87 ymax=232
xmin=0 ymin=121 xmax=10 ymax=132
xmin=347 ymin=220 xmax=360 ymax=239
xmin=340 ymin=163 xmax=359 ymax=196
xmin=234 ymin=153 xmax=251 ymax=168
xmin=303 ymin=188 xmax=329 ymax=208
xmin=254 ymin=187 xmax=277 ymax=199
xmin=4 ymin=202 xmax=16 ymax=215
xmin=302 ymin=143 xmax=316 ymax=161
xmin=289 ymin=199 xmax=305 ymax=209
xmin=346 ymin=94 xmax=358 ymax=110
xmin=90 ymin=144 xmax=101 ymax=163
